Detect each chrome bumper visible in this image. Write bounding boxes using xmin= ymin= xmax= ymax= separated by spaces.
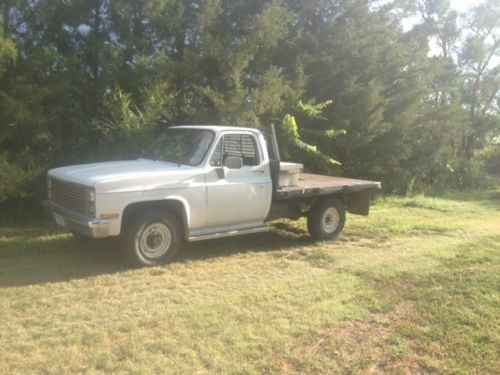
xmin=42 ymin=200 xmax=110 ymax=238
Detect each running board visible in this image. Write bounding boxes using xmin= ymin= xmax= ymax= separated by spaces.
xmin=188 ymin=226 xmax=270 ymax=242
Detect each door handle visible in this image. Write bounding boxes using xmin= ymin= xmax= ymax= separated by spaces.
xmin=253 ymin=170 xmax=265 ymax=174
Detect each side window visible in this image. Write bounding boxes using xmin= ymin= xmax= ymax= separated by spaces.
xmin=223 ymin=134 xmax=260 ymax=166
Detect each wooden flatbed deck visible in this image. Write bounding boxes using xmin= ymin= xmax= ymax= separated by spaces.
xmin=275 ymin=173 xmax=381 ymax=200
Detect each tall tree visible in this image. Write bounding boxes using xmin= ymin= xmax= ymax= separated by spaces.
xmin=458 ymin=0 xmax=499 ymax=160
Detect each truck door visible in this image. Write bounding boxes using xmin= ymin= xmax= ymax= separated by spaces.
xmin=205 ymin=132 xmax=272 ymax=228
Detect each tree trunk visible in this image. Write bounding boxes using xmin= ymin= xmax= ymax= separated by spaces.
xmin=3 ymin=0 xmax=10 ymax=36
xmin=175 ymin=26 xmax=186 ymax=122
xmin=92 ymin=0 xmax=102 ymax=85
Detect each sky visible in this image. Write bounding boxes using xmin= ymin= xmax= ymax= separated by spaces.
xmin=449 ymin=0 xmax=480 ymax=12
xmin=402 ymin=0 xmax=481 ymax=31
xmin=402 ymin=0 xmax=498 ymax=65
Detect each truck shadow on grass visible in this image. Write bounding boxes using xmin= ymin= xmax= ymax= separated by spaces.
xmin=181 ymin=221 xmax=312 ymax=262
xmin=0 ymin=221 xmax=312 ymax=288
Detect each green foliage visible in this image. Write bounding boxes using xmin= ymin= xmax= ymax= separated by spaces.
xmin=0 ymin=0 xmax=499 ymax=214
xmin=279 ymin=100 xmax=343 ymax=173
xmin=93 ymin=83 xmax=175 ymax=158
xmin=296 ymin=100 xmax=333 ymax=120
xmin=0 ymin=158 xmax=30 ymax=204
xmin=0 ymin=35 xmax=16 ymax=76
xmin=195 ymin=0 xmax=296 ymax=126
xmin=476 ymin=140 xmax=500 ymax=175
xmin=0 ymin=36 xmax=40 ymax=207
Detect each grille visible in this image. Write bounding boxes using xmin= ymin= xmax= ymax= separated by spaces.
xmin=51 ymin=178 xmax=87 ymax=214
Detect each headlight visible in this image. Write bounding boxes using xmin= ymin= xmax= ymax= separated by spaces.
xmin=86 ymin=189 xmax=96 ymax=216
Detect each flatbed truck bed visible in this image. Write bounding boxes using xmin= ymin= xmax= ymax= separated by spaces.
xmin=275 ymin=173 xmax=381 ymax=200
xmin=267 ymin=172 xmax=381 ymax=221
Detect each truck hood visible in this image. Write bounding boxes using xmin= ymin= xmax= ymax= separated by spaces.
xmin=48 ymin=159 xmax=198 ymax=192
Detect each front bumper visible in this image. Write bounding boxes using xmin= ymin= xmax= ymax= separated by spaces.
xmin=42 ymin=200 xmax=110 ymax=238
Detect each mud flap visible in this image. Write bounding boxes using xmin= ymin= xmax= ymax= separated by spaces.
xmin=346 ymin=190 xmax=372 ymax=216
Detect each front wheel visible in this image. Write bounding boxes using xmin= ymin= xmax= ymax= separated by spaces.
xmin=307 ymin=197 xmax=346 ymax=240
xmin=121 ymin=209 xmax=181 ymax=267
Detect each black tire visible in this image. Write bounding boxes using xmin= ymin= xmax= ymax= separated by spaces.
xmin=307 ymin=197 xmax=346 ymax=240
xmin=121 ymin=209 xmax=181 ymax=267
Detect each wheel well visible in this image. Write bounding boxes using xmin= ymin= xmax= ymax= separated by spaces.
xmin=310 ymin=192 xmax=371 ymax=216
xmin=121 ymin=200 xmax=188 ymax=239
xmin=308 ymin=192 xmax=372 ymax=216
xmin=310 ymin=194 xmax=347 ymax=209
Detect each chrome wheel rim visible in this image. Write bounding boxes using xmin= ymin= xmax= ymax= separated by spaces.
xmin=138 ymin=223 xmax=172 ymax=259
xmin=321 ymin=207 xmax=340 ymax=233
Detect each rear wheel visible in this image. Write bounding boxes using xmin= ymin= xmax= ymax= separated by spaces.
xmin=307 ymin=197 xmax=346 ymax=240
xmin=122 ymin=209 xmax=181 ymax=267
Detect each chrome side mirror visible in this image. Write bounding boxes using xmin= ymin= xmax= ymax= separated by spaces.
xmin=224 ymin=156 xmax=243 ymax=169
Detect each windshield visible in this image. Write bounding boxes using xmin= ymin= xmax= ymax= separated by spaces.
xmin=145 ymin=128 xmax=215 ymax=166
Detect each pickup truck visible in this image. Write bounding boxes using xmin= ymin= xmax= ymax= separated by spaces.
xmin=42 ymin=125 xmax=381 ymax=267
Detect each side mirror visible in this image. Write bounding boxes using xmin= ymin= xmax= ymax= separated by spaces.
xmin=224 ymin=156 xmax=243 ymax=169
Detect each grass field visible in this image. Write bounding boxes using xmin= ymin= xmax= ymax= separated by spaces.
xmin=1 ymin=191 xmax=499 ymax=374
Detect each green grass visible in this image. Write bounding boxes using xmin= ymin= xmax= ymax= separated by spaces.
xmin=1 ymin=192 xmax=499 ymax=374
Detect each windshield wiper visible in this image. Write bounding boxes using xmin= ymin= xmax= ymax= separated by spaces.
xmin=140 ymin=150 xmax=154 ymax=159
xmin=160 ymin=155 xmax=182 ymax=167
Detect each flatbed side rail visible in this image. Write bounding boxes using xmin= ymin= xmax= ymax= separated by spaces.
xmin=275 ymin=173 xmax=381 ymax=200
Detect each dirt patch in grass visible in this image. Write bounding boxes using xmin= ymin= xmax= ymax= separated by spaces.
xmin=275 ymin=302 xmax=433 ymax=374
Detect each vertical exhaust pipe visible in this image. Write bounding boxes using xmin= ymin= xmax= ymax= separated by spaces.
xmin=269 ymin=122 xmax=281 ymax=161
xmin=269 ymin=123 xmax=281 ymax=196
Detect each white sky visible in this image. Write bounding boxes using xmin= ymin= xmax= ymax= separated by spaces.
xmin=402 ymin=0 xmax=481 ymax=31
xmin=402 ymin=0 xmax=498 ymax=66
xmin=449 ymin=0 xmax=479 ymax=12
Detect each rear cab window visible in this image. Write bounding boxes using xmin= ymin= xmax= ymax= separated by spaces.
xmin=210 ymin=133 xmax=260 ymax=167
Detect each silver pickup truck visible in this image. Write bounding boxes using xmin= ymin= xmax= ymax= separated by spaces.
xmin=43 ymin=125 xmax=381 ymax=267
